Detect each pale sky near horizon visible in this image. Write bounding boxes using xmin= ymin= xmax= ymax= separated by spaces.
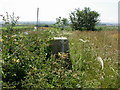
xmin=0 ymin=0 xmax=119 ymax=23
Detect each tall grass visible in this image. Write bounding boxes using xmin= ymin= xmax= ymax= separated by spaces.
xmin=68 ymin=30 xmax=118 ymax=88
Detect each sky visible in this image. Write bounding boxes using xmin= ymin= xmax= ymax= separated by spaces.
xmin=0 ymin=0 xmax=119 ymax=23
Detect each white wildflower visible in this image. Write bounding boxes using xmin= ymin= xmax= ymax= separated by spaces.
xmin=68 ymin=70 xmax=72 ymax=73
xmin=49 ymin=30 xmax=54 ymax=34
xmin=11 ymin=35 xmax=17 ymax=37
xmin=24 ymin=32 xmax=28 ymax=35
xmin=79 ymin=39 xmax=89 ymax=43
xmin=33 ymin=26 xmax=37 ymax=31
xmin=76 ymin=84 xmax=81 ymax=88
xmin=34 ymin=26 xmax=37 ymax=30
xmin=96 ymin=56 xmax=104 ymax=70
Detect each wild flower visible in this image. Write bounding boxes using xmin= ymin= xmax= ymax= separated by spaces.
xmin=76 ymin=84 xmax=81 ymax=88
xmin=16 ymin=59 xmax=20 ymax=63
xmin=14 ymin=39 xmax=17 ymax=41
xmin=13 ymin=59 xmax=20 ymax=63
xmin=4 ymin=35 xmax=8 ymax=38
xmin=71 ymin=43 xmax=74 ymax=45
xmin=79 ymin=38 xmax=89 ymax=43
xmin=96 ymin=56 xmax=104 ymax=70
xmin=34 ymin=26 xmax=37 ymax=30
xmin=58 ymin=52 xmax=68 ymax=59
xmin=33 ymin=27 xmax=37 ymax=31
xmin=0 ymin=39 xmax=3 ymax=42
xmin=73 ymin=74 xmax=77 ymax=78
xmin=68 ymin=70 xmax=72 ymax=73
xmin=32 ymin=67 xmax=37 ymax=70
xmin=24 ymin=32 xmax=28 ymax=35
xmin=53 ymin=62 xmax=57 ymax=65
xmin=15 ymin=42 xmax=19 ymax=45
xmin=58 ymin=69 xmax=63 ymax=73
xmin=0 ymin=60 xmax=4 ymax=64
xmin=11 ymin=35 xmax=17 ymax=37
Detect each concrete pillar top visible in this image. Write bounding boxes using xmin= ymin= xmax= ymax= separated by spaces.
xmin=53 ymin=37 xmax=67 ymax=40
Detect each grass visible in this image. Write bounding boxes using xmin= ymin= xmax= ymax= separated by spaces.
xmin=2 ymin=26 xmax=119 ymax=88
xmin=96 ymin=26 xmax=118 ymax=31
xmin=68 ymin=30 xmax=118 ymax=88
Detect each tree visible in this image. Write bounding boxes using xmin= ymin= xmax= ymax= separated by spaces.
xmin=69 ymin=7 xmax=100 ymax=30
xmin=61 ymin=18 xmax=69 ymax=26
xmin=56 ymin=17 xmax=62 ymax=27
xmin=55 ymin=17 xmax=69 ymax=30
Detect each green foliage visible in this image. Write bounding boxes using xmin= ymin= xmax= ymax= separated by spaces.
xmin=0 ymin=12 xmax=19 ymax=33
xmin=69 ymin=7 xmax=100 ymax=30
xmin=55 ymin=17 xmax=69 ymax=30
xmin=61 ymin=18 xmax=69 ymax=26
xmin=2 ymin=29 xmax=51 ymax=89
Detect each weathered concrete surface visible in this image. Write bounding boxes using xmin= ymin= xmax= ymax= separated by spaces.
xmin=50 ymin=37 xmax=72 ymax=69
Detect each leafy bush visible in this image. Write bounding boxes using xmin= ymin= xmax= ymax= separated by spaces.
xmin=2 ymin=29 xmax=53 ymax=88
xmin=69 ymin=7 xmax=100 ymax=31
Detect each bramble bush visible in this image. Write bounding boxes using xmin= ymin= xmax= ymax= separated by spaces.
xmin=1 ymin=13 xmax=78 ymax=88
xmin=2 ymin=28 xmax=81 ymax=89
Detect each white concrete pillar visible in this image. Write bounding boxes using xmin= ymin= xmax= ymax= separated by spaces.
xmin=50 ymin=37 xmax=72 ymax=69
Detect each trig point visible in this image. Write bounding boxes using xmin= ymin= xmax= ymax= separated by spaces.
xmin=50 ymin=37 xmax=72 ymax=69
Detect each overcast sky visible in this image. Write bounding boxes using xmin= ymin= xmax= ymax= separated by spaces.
xmin=0 ymin=0 xmax=119 ymax=23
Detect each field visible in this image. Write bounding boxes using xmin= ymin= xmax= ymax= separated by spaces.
xmin=1 ymin=26 xmax=119 ymax=88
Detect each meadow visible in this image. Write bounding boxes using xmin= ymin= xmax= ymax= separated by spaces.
xmin=1 ymin=26 xmax=119 ymax=88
